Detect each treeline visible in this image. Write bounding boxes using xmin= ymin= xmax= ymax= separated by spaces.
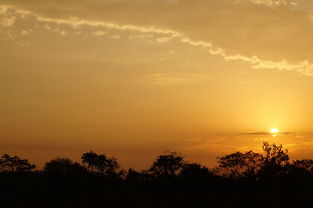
xmin=1 ymin=142 xmax=312 ymax=180
xmin=1 ymin=142 xmax=313 ymax=208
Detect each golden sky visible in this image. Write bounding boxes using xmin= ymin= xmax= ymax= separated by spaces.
xmin=1 ymin=0 xmax=313 ymax=169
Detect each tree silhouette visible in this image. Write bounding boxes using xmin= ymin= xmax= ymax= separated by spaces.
xmin=2 ymin=143 xmax=313 ymax=208
xmin=149 ymin=152 xmax=185 ymax=178
xmin=81 ymin=151 xmax=98 ymax=172
xmin=180 ymin=163 xmax=211 ymax=178
xmin=288 ymin=159 xmax=313 ymax=177
xmin=126 ymin=168 xmax=149 ymax=181
xmin=0 ymin=154 xmax=36 ymax=173
xmin=81 ymin=151 xmax=119 ymax=176
xmin=258 ymin=142 xmax=289 ymax=178
xmin=216 ymin=151 xmax=263 ymax=178
xmin=262 ymin=142 xmax=289 ymax=167
xmin=292 ymin=159 xmax=313 ymax=173
xmin=43 ymin=158 xmax=86 ymax=176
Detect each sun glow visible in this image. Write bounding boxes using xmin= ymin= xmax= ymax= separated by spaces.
xmin=270 ymin=128 xmax=279 ymax=134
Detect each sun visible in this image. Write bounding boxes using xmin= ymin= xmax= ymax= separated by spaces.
xmin=270 ymin=128 xmax=279 ymax=134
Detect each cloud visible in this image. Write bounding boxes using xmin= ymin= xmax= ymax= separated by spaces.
xmin=21 ymin=29 xmax=31 ymax=35
xmin=156 ymin=36 xmax=174 ymax=43
xmin=2 ymin=1 xmax=313 ymax=75
xmin=240 ymin=131 xmax=294 ymax=136
xmin=93 ymin=31 xmax=108 ymax=36
xmin=110 ymin=34 xmax=120 ymax=39
xmin=248 ymin=0 xmax=288 ymax=6
xmin=0 ymin=6 xmax=16 ymax=27
xmin=42 ymin=23 xmax=67 ymax=35
xmin=128 ymin=34 xmax=154 ymax=40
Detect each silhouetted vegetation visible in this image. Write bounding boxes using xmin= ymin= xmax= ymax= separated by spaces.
xmin=149 ymin=152 xmax=185 ymax=178
xmin=1 ymin=143 xmax=313 ymax=208
xmin=81 ymin=151 xmax=120 ymax=176
xmin=0 ymin=154 xmax=36 ymax=173
xmin=43 ymin=158 xmax=87 ymax=176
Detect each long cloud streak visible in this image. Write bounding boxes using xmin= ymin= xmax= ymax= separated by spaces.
xmin=1 ymin=4 xmax=313 ymax=76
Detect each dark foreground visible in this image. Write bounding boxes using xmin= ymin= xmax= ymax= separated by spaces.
xmin=1 ymin=173 xmax=313 ymax=208
xmin=2 ymin=142 xmax=313 ymax=208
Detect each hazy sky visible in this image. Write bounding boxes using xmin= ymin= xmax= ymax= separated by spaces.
xmin=1 ymin=0 xmax=313 ymax=169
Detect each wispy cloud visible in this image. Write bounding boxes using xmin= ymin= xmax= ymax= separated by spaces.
xmin=1 ymin=3 xmax=313 ymax=76
xmin=0 ymin=6 xmax=16 ymax=27
xmin=93 ymin=31 xmax=108 ymax=37
xmin=240 ymin=131 xmax=294 ymax=136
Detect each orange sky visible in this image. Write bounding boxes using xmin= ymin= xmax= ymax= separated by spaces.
xmin=1 ymin=0 xmax=313 ymax=169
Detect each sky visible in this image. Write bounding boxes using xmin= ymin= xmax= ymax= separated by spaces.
xmin=1 ymin=0 xmax=313 ymax=169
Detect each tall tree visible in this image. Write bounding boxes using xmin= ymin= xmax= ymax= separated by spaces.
xmin=258 ymin=142 xmax=290 ymax=178
xmin=149 ymin=152 xmax=185 ymax=177
xmin=81 ymin=151 xmax=98 ymax=172
xmin=216 ymin=151 xmax=263 ymax=178
xmin=81 ymin=151 xmax=119 ymax=176
xmin=262 ymin=142 xmax=289 ymax=167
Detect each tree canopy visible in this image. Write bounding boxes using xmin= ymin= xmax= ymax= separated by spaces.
xmin=0 ymin=154 xmax=36 ymax=173
xmin=81 ymin=151 xmax=119 ymax=176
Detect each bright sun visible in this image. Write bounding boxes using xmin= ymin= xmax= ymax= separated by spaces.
xmin=270 ymin=128 xmax=279 ymax=134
